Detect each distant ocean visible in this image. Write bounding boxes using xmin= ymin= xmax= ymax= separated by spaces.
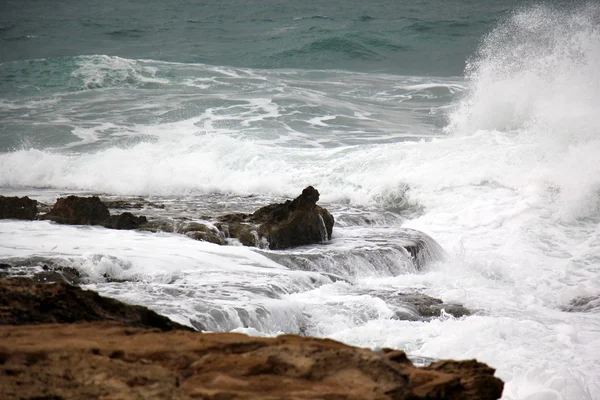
xmin=1 ymin=1 xmax=599 ymax=399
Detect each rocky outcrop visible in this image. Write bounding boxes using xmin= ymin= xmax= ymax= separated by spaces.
xmin=0 ymin=322 xmax=503 ymax=400
xmin=0 ymin=195 xmax=38 ymax=220
xmin=0 ymin=278 xmax=190 ymax=331
xmin=43 ymin=195 xmax=111 ymax=225
xmin=217 ymin=186 xmax=334 ymax=249
xmin=41 ymin=195 xmax=148 ymax=230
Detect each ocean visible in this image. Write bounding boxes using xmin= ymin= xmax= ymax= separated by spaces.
xmin=1 ymin=0 xmax=600 ymax=398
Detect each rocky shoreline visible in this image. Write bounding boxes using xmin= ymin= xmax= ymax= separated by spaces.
xmin=0 ymin=188 xmax=504 ymax=398
xmin=0 ymin=278 xmax=504 ymax=399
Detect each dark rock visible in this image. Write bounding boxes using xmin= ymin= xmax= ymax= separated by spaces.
xmin=104 ymin=212 xmax=148 ymax=230
xmin=562 ymin=295 xmax=600 ymax=312
xmin=364 ymin=290 xmax=472 ymax=321
xmin=44 ymin=195 xmax=110 ymax=225
xmin=217 ymin=186 xmax=334 ymax=250
xmin=32 ymin=266 xmax=81 ymax=285
xmin=0 ymin=195 xmax=38 ymax=220
xmin=0 ymin=277 xmax=191 ymax=331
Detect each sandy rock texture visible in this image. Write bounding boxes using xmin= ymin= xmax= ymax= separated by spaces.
xmin=0 ymin=322 xmax=503 ymax=400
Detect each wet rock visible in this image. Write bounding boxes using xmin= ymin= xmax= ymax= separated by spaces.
xmin=218 ymin=186 xmax=334 ymax=250
xmin=137 ymin=219 xmax=175 ymax=233
xmin=562 ymin=295 xmax=600 ymax=312
xmin=365 ymin=290 xmax=471 ymax=321
xmin=0 ymin=321 xmax=504 ymax=400
xmin=103 ymin=199 xmax=165 ymax=210
xmin=0 ymin=195 xmax=38 ymax=220
xmin=215 ymin=220 xmax=259 ymax=246
xmin=41 ymin=195 xmax=149 ymax=231
xmin=32 ymin=265 xmax=82 ymax=285
xmin=0 ymin=278 xmax=190 ymax=330
xmin=178 ymin=222 xmax=227 ymax=245
xmin=44 ymin=195 xmax=110 ymax=225
xmin=104 ymin=212 xmax=148 ymax=230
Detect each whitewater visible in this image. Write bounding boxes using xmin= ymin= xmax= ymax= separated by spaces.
xmin=1 ymin=4 xmax=600 ymax=399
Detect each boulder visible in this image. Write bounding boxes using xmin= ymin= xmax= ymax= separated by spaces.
xmin=0 ymin=195 xmax=38 ymax=220
xmin=0 ymin=322 xmax=504 ymax=400
xmin=44 ymin=195 xmax=110 ymax=225
xmin=218 ymin=186 xmax=334 ymax=250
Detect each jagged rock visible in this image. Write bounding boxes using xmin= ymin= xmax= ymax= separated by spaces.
xmin=0 ymin=195 xmax=38 ymax=220
xmin=104 ymin=212 xmax=148 ymax=230
xmin=218 ymin=186 xmax=334 ymax=250
xmin=0 ymin=321 xmax=504 ymax=400
xmin=0 ymin=278 xmax=190 ymax=330
xmin=44 ymin=195 xmax=110 ymax=225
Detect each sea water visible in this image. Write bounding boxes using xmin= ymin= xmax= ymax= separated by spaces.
xmin=1 ymin=1 xmax=599 ymax=398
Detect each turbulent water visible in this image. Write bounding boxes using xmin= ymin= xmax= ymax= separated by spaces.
xmin=1 ymin=1 xmax=600 ymax=399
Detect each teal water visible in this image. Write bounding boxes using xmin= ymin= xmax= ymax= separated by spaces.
xmin=1 ymin=0 xmax=515 ymax=75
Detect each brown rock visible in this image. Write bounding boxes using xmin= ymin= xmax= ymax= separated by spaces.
xmin=0 ymin=278 xmax=190 ymax=331
xmin=0 ymin=322 xmax=504 ymax=400
xmin=44 ymin=195 xmax=110 ymax=225
xmin=0 ymin=195 xmax=38 ymax=220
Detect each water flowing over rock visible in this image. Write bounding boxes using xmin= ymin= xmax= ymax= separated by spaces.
xmin=0 ymin=278 xmax=189 ymax=330
xmin=217 ymin=186 xmax=335 ymax=249
xmin=0 ymin=195 xmax=38 ymax=220
xmin=0 ymin=279 xmax=503 ymax=400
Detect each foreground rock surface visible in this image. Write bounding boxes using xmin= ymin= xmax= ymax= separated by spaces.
xmin=0 ymin=278 xmax=190 ymax=331
xmin=0 ymin=278 xmax=502 ymax=399
xmin=0 ymin=322 xmax=503 ymax=400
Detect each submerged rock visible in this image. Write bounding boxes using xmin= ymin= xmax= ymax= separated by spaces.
xmin=0 ymin=322 xmax=504 ymax=400
xmin=392 ymin=292 xmax=471 ymax=320
xmin=218 ymin=186 xmax=334 ymax=249
xmin=177 ymin=222 xmax=226 ymax=245
xmin=0 ymin=278 xmax=190 ymax=330
xmin=0 ymin=195 xmax=38 ymax=220
xmin=562 ymin=295 xmax=600 ymax=312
